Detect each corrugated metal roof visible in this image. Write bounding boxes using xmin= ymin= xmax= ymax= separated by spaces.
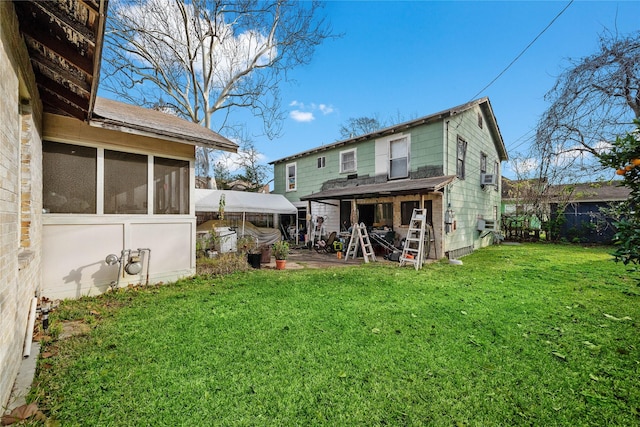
xmin=300 ymin=175 xmax=456 ymax=201
xmin=91 ymin=97 xmax=238 ymax=152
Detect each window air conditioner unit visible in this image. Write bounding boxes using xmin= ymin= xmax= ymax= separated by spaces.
xmin=477 ymin=218 xmax=496 ymax=231
xmin=481 ymin=173 xmax=497 ymax=186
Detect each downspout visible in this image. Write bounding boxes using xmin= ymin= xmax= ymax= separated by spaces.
xmin=23 ymin=296 xmax=38 ymax=358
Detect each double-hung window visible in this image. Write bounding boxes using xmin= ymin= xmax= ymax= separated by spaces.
xmin=480 ymin=152 xmax=487 ymax=175
xmin=389 ymin=137 xmax=409 ymax=179
xmin=340 ymin=149 xmax=356 ymax=173
xmin=456 ymin=136 xmax=467 ymax=179
xmin=286 ymin=162 xmax=297 ymax=191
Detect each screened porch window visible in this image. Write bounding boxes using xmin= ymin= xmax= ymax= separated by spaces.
xmin=154 ymin=157 xmax=189 ymax=214
xmin=389 ymin=137 xmax=409 ymax=179
xmin=104 ymin=150 xmax=148 ymax=214
xmin=43 ymin=141 xmax=191 ymax=215
xmin=43 ymin=141 xmax=96 ymax=214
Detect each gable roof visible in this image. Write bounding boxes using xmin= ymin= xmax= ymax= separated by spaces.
xmin=270 ymin=97 xmax=507 ymax=165
xmin=91 ymin=97 xmax=237 ymax=152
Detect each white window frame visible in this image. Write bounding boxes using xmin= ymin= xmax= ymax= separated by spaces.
xmin=340 ymin=148 xmax=357 ymax=173
xmin=286 ymin=162 xmax=297 ymax=192
xmin=388 ymin=136 xmax=409 ymax=179
xmin=456 ymin=136 xmax=467 ymax=180
xmin=43 ymin=140 xmax=192 ymax=216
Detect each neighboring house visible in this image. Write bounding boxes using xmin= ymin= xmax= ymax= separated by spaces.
xmin=501 ymin=177 xmax=549 ymax=215
xmin=500 ymin=177 xmax=548 ymax=240
xmin=270 ymin=98 xmax=508 ymax=259
xmin=1 ymin=0 xmax=236 ymax=409
xmin=501 ymin=178 xmax=630 ymax=243
xmin=549 ymin=181 xmax=630 ymax=243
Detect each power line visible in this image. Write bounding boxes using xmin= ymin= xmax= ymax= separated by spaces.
xmin=469 ymin=0 xmax=574 ymax=101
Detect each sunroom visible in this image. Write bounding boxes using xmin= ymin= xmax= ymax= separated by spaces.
xmin=41 ymin=98 xmax=236 ymax=299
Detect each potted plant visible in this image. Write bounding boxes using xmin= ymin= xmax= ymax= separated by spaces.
xmin=272 ymin=240 xmax=289 ymax=270
xmin=237 ymin=235 xmax=261 ymax=269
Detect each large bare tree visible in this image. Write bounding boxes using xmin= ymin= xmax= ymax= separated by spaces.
xmin=102 ymin=0 xmax=333 ymax=175
xmin=533 ymin=30 xmax=640 ymax=183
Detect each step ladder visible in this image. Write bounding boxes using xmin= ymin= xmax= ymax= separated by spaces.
xmin=345 ymin=223 xmax=376 ymax=263
xmin=400 ymin=209 xmax=428 ymax=270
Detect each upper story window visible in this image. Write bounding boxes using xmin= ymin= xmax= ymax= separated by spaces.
xmin=477 ymin=112 xmax=483 ymax=129
xmin=340 ymin=149 xmax=357 ymax=173
xmin=43 ymin=141 xmax=190 ymax=215
xmin=317 ymin=156 xmax=326 ymax=169
xmin=494 ymin=161 xmax=500 ymax=192
xmin=456 ymin=136 xmax=467 ymax=179
xmin=480 ymin=152 xmax=487 ymax=174
xmin=286 ymin=162 xmax=297 ymax=191
xmin=389 ymin=137 xmax=409 ymax=179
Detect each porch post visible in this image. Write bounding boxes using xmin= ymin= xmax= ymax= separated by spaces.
xmin=350 ymin=199 xmax=358 ymax=226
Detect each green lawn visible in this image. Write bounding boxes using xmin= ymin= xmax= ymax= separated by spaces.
xmin=32 ymin=244 xmax=639 ymax=426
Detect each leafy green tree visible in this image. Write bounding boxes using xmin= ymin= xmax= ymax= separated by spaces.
xmin=598 ymin=120 xmax=640 ymax=266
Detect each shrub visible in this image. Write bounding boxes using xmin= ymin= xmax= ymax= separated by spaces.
xmin=196 ymin=252 xmax=250 ymax=277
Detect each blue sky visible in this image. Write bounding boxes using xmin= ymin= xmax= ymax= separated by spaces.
xmin=245 ymin=0 xmax=640 ymax=181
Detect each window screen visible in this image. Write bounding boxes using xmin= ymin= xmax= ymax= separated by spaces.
xmin=43 ymin=141 xmax=96 ymax=213
xmin=104 ymin=150 xmax=148 ymax=214
xmin=154 ymin=157 xmax=189 ymax=214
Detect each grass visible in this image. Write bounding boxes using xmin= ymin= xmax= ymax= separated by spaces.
xmin=31 ymin=244 xmax=639 ymax=426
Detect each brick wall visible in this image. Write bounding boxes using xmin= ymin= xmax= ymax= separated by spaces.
xmin=0 ymin=1 xmax=43 ymax=410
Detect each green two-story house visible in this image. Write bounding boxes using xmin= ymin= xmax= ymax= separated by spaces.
xmin=270 ymin=98 xmax=508 ymax=259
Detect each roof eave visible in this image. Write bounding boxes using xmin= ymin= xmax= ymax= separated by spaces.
xmin=270 ymin=98 xmax=505 ymax=165
xmin=89 ymin=119 xmax=238 ymax=152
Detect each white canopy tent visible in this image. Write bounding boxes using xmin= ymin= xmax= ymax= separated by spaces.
xmin=195 ymin=189 xmax=297 ymax=215
xmin=195 ymin=189 xmax=298 ymax=244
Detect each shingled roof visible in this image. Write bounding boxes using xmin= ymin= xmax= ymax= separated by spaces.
xmin=271 ymin=97 xmax=507 ymax=165
xmin=91 ymin=97 xmax=237 ymax=152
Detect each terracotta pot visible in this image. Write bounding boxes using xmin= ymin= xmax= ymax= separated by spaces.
xmin=275 ymin=259 xmax=286 ymax=270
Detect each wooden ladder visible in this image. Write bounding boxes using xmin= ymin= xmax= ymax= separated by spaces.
xmin=400 ymin=209 xmax=427 ymax=270
xmin=345 ymin=223 xmax=377 ymax=263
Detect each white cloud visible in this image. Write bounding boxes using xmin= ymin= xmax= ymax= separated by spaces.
xmin=319 ymin=104 xmax=334 ymax=115
xmin=287 ymin=100 xmax=334 ymax=123
xmin=290 ymin=110 xmax=315 ymax=122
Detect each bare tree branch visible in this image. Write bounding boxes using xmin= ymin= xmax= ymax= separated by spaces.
xmin=102 ymin=0 xmax=335 ymax=176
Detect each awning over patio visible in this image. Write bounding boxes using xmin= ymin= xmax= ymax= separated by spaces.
xmin=195 ymin=189 xmax=297 ymax=214
xmin=300 ymin=175 xmax=457 ymax=201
